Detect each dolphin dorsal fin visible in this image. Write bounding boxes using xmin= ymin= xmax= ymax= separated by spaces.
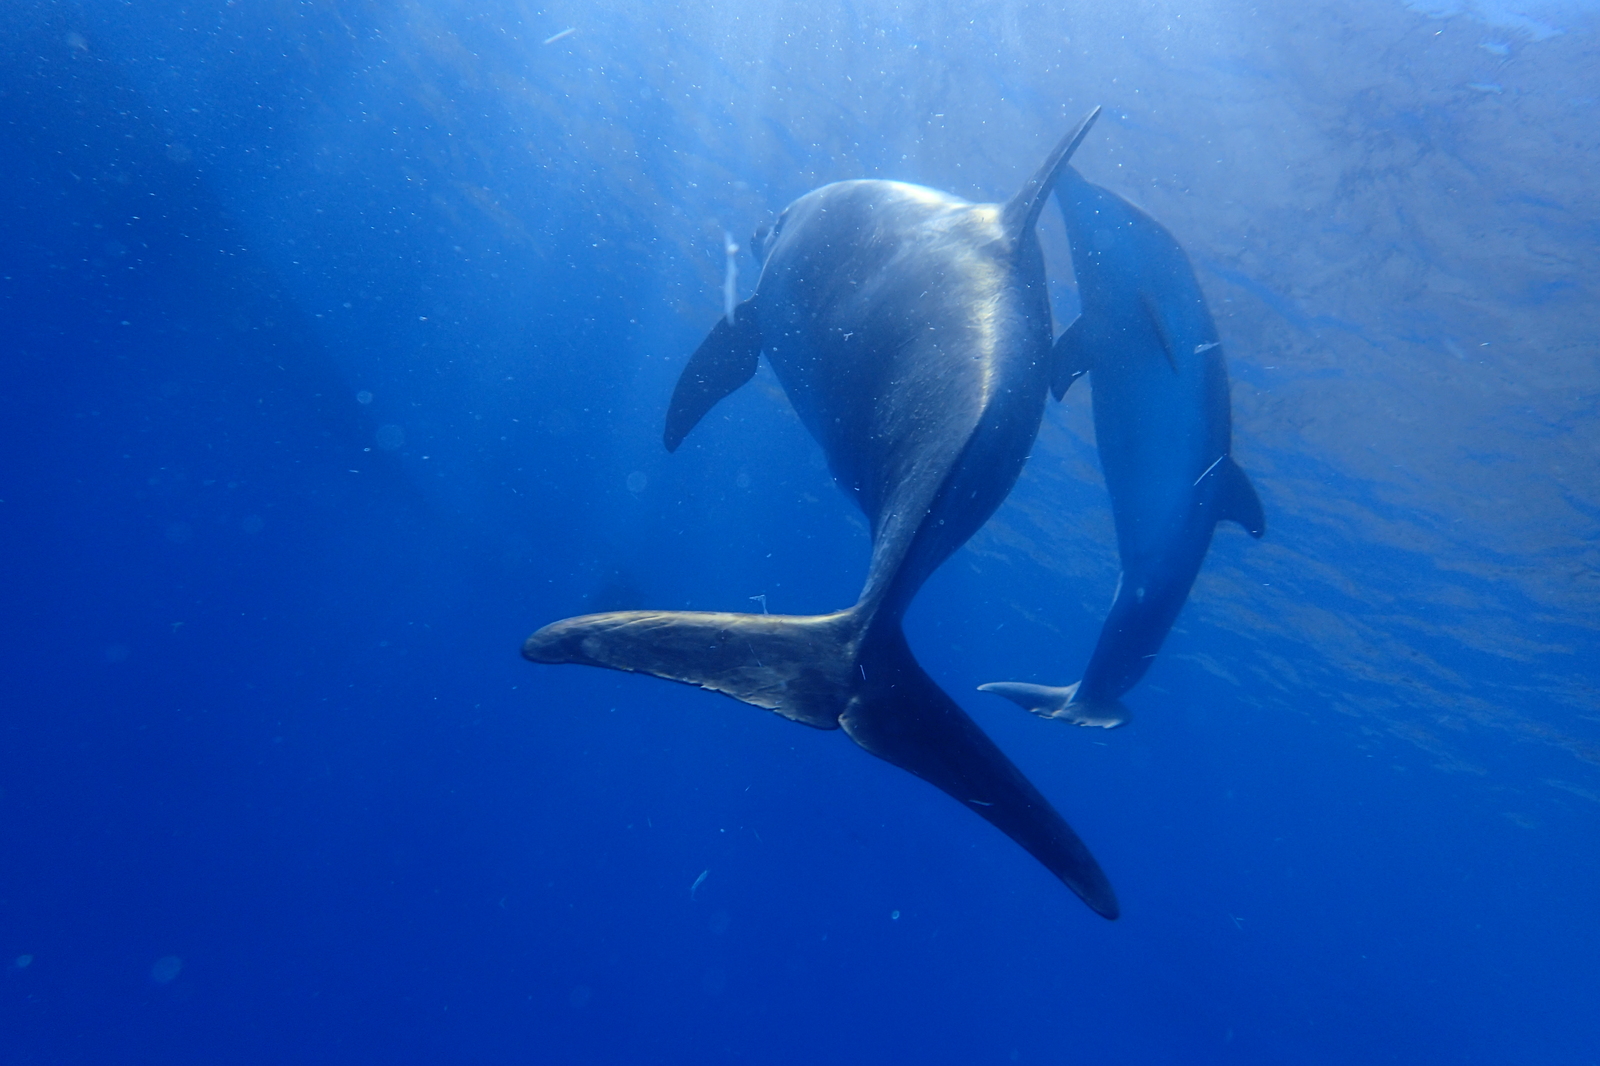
xmin=1001 ymin=106 xmax=1101 ymax=250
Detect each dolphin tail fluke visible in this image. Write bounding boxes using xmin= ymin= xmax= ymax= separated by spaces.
xmin=1210 ymin=455 xmax=1265 ymax=538
xmin=845 ymin=627 xmax=1119 ymax=919
xmin=524 ymin=609 xmax=1119 ymax=918
xmin=1001 ymin=106 xmax=1101 ymax=248
xmin=664 ymin=298 xmax=762 ymax=452
xmin=522 ymin=608 xmax=856 ymax=729
xmin=977 ymin=681 xmax=1131 ymax=730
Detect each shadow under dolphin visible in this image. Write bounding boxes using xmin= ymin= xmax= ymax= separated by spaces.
xmin=523 ymin=109 xmax=1118 ymax=919
xmin=981 ymin=165 xmax=1263 ymax=729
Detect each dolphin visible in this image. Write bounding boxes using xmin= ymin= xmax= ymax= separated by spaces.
xmin=522 ymin=109 xmax=1118 ymax=918
xmin=980 ymin=165 xmax=1263 ymax=729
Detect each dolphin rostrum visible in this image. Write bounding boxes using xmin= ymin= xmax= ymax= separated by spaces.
xmin=980 ymin=165 xmax=1263 ymax=729
xmin=523 ymin=109 xmax=1118 ymax=918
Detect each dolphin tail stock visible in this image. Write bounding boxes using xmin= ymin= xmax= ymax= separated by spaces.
xmin=1000 ymin=105 xmax=1102 ymax=248
xmin=976 ymin=681 xmax=1130 ymax=730
xmin=664 ymin=297 xmax=762 ymax=452
xmin=522 ymin=608 xmax=1120 ymax=918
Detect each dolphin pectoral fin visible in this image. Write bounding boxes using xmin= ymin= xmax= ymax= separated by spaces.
xmin=664 ymin=299 xmax=762 ymax=452
xmin=844 ymin=632 xmax=1118 ymax=919
xmin=977 ymin=681 xmax=1131 ymax=729
xmin=1050 ymin=316 xmax=1094 ymax=400
xmin=1212 ymin=456 xmax=1265 ymax=538
xmin=1138 ymin=292 xmax=1181 ymax=374
xmin=523 ymin=607 xmax=854 ymax=729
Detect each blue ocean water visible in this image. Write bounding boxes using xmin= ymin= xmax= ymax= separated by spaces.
xmin=2 ymin=0 xmax=1598 ymax=1061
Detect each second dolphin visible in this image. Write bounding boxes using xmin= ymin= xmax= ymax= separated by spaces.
xmin=981 ymin=165 xmax=1264 ymax=728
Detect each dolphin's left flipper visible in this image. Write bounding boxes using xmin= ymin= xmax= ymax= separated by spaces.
xmin=1210 ymin=455 xmax=1265 ymax=538
xmin=664 ymin=299 xmax=762 ymax=451
xmin=1050 ymin=316 xmax=1094 ymax=400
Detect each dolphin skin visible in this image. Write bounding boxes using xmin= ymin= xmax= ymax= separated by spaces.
xmin=524 ymin=110 xmax=1118 ymax=918
xmin=980 ymin=166 xmax=1263 ymax=729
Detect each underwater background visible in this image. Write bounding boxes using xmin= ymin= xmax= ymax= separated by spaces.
xmin=2 ymin=0 xmax=1598 ymax=1061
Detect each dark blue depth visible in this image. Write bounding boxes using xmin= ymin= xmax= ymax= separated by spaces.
xmin=2 ymin=1 xmax=1597 ymax=1063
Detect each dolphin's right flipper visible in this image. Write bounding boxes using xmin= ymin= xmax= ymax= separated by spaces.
xmin=977 ymin=681 xmax=1130 ymax=729
xmin=1050 ymin=316 xmax=1095 ymax=400
xmin=843 ymin=629 xmax=1119 ymax=919
xmin=664 ymin=299 xmax=762 ymax=451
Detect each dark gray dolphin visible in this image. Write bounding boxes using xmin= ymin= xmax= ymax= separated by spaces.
xmin=980 ymin=166 xmax=1263 ymax=729
xmin=523 ymin=110 xmax=1118 ymax=919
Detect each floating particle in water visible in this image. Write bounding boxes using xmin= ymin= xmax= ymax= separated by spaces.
xmin=568 ymin=984 xmax=591 ymax=1008
xmin=164 ymin=144 xmax=192 ymax=164
xmin=375 ymin=424 xmax=405 ymax=450
xmin=735 ymin=472 xmax=751 ymax=489
xmin=890 ymin=910 xmax=901 ymax=920
xmin=150 ymin=956 xmax=182 ymax=984
xmin=240 ymin=515 xmax=264 ymax=534
xmin=356 ymin=390 xmax=373 ymax=405
xmin=543 ymin=27 xmax=576 ymax=45
xmin=626 ymin=471 xmax=648 ymax=494
xmin=14 ymin=955 xmax=32 ymax=969
xmin=690 ymin=869 xmax=708 ymax=898
xmin=542 ymin=408 xmax=576 ymax=436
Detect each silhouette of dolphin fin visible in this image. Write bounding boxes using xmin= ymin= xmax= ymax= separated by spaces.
xmin=977 ymin=681 xmax=1130 ymax=729
xmin=1051 ymin=314 xmax=1094 ymax=400
xmin=1002 ymin=106 xmax=1101 ymax=250
xmin=1209 ymin=455 xmax=1265 ymax=537
xmin=664 ymin=298 xmax=762 ymax=451
xmin=524 ymin=610 xmax=1119 ymax=919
